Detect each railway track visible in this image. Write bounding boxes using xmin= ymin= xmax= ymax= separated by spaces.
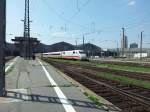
xmin=49 ymin=60 xmax=150 ymax=81
xmin=93 ymin=61 xmax=150 ymax=68
xmin=48 ymin=61 xmax=150 ymax=112
xmin=72 ymin=64 xmax=150 ymax=81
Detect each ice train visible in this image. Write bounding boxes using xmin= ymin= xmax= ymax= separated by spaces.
xmin=43 ymin=50 xmax=87 ymax=60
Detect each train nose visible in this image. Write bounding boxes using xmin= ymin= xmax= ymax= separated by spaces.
xmin=81 ymin=54 xmax=87 ymax=59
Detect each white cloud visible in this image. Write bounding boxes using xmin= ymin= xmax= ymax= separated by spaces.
xmin=128 ymin=0 xmax=136 ymax=6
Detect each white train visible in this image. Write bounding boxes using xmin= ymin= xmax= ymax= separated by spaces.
xmin=43 ymin=50 xmax=87 ymax=60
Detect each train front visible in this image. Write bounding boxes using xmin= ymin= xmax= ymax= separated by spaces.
xmin=78 ymin=50 xmax=87 ymax=60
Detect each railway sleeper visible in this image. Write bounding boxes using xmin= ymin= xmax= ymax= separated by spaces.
xmin=140 ymin=93 xmax=150 ymax=98
xmin=116 ymin=101 xmax=140 ymax=108
xmin=121 ymin=104 xmax=146 ymax=112
xmin=116 ymin=84 xmax=133 ymax=88
xmin=49 ymin=62 xmax=150 ymax=112
xmin=140 ymin=91 xmax=150 ymax=95
xmin=105 ymin=95 xmax=124 ymax=101
xmin=93 ymin=89 xmax=110 ymax=93
xmin=85 ymin=84 xmax=101 ymax=88
xmin=106 ymin=97 xmax=125 ymax=104
xmin=121 ymin=88 xmax=139 ymax=92
xmin=99 ymin=92 xmax=119 ymax=97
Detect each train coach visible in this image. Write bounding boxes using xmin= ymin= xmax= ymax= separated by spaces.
xmin=43 ymin=50 xmax=87 ymax=60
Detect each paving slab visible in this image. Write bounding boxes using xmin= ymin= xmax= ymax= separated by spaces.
xmin=60 ymin=87 xmax=106 ymax=112
xmin=42 ymin=61 xmax=71 ymax=86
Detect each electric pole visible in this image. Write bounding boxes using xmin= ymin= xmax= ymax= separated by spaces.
xmin=140 ymin=31 xmax=143 ymax=60
xmin=83 ymin=35 xmax=85 ymax=50
xmin=75 ymin=40 xmax=77 ymax=48
xmin=75 ymin=38 xmax=79 ymax=49
xmin=0 ymin=0 xmax=6 ymax=96
xmin=116 ymin=41 xmax=119 ymax=57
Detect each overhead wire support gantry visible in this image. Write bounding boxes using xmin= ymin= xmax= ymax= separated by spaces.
xmin=12 ymin=0 xmax=40 ymax=60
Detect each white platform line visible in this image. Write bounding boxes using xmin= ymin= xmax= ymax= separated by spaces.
xmin=5 ymin=57 xmax=17 ymax=72
xmin=38 ymin=60 xmax=76 ymax=112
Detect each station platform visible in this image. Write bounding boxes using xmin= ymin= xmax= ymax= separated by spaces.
xmin=0 ymin=57 xmax=116 ymax=112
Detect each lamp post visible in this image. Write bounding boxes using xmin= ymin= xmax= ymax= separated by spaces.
xmin=113 ymin=40 xmax=119 ymax=57
xmin=36 ymin=34 xmax=43 ymax=58
xmin=90 ymin=39 xmax=95 ymax=58
xmin=110 ymin=40 xmax=118 ymax=57
xmin=75 ymin=38 xmax=79 ymax=49
xmin=99 ymin=40 xmax=108 ymax=58
xmin=140 ymin=31 xmax=144 ymax=60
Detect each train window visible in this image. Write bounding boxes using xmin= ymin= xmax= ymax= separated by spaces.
xmin=51 ymin=53 xmax=61 ymax=55
xmin=63 ymin=52 xmax=65 ymax=54
xmin=73 ymin=51 xmax=75 ymax=54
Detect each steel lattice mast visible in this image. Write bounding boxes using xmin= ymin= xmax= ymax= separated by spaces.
xmin=12 ymin=0 xmax=40 ymax=60
xmin=24 ymin=0 xmax=31 ymax=59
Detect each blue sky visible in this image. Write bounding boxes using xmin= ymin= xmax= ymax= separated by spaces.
xmin=6 ymin=0 xmax=150 ymax=48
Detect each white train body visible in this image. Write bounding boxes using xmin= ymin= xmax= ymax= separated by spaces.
xmin=43 ymin=50 xmax=86 ymax=60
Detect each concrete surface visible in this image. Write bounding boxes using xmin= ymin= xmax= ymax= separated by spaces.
xmin=0 ymin=57 xmax=109 ymax=112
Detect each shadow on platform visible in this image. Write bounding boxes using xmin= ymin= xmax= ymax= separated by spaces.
xmin=5 ymin=90 xmax=107 ymax=110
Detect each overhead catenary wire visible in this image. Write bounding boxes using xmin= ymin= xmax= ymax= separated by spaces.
xmin=25 ymin=0 xmax=150 ymax=34
xmin=42 ymin=0 xmax=89 ymax=30
xmin=70 ymin=0 xmax=91 ymax=20
xmin=24 ymin=0 xmax=150 ymax=47
xmin=42 ymin=0 xmax=101 ymax=39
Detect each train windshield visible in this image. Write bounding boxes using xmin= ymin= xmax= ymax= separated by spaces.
xmin=79 ymin=51 xmax=85 ymax=54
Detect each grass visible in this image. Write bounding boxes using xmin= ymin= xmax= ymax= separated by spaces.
xmin=84 ymin=92 xmax=102 ymax=106
xmin=44 ymin=58 xmax=150 ymax=74
xmin=43 ymin=58 xmax=95 ymax=67
xmin=96 ymin=72 xmax=150 ymax=89
xmin=95 ymin=63 xmax=150 ymax=74
xmin=43 ymin=58 xmax=150 ymax=89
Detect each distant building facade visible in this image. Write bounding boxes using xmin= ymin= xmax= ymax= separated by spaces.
xmin=121 ymin=35 xmax=128 ymax=49
xmin=130 ymin=43 xmax=138 ymax=48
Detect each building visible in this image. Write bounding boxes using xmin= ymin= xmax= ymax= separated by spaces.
xmin=121 ymin=35 xmax=128 ymax=49
xmin=121 ymin=35 xmax=128 ymax=57
xmin=130 ymin=43 xmax=138 ymax=48
xmin=108 ymin=48 xmax=150 ymax=59
xmin=12 ymin=37 xmax=40 ymax=59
